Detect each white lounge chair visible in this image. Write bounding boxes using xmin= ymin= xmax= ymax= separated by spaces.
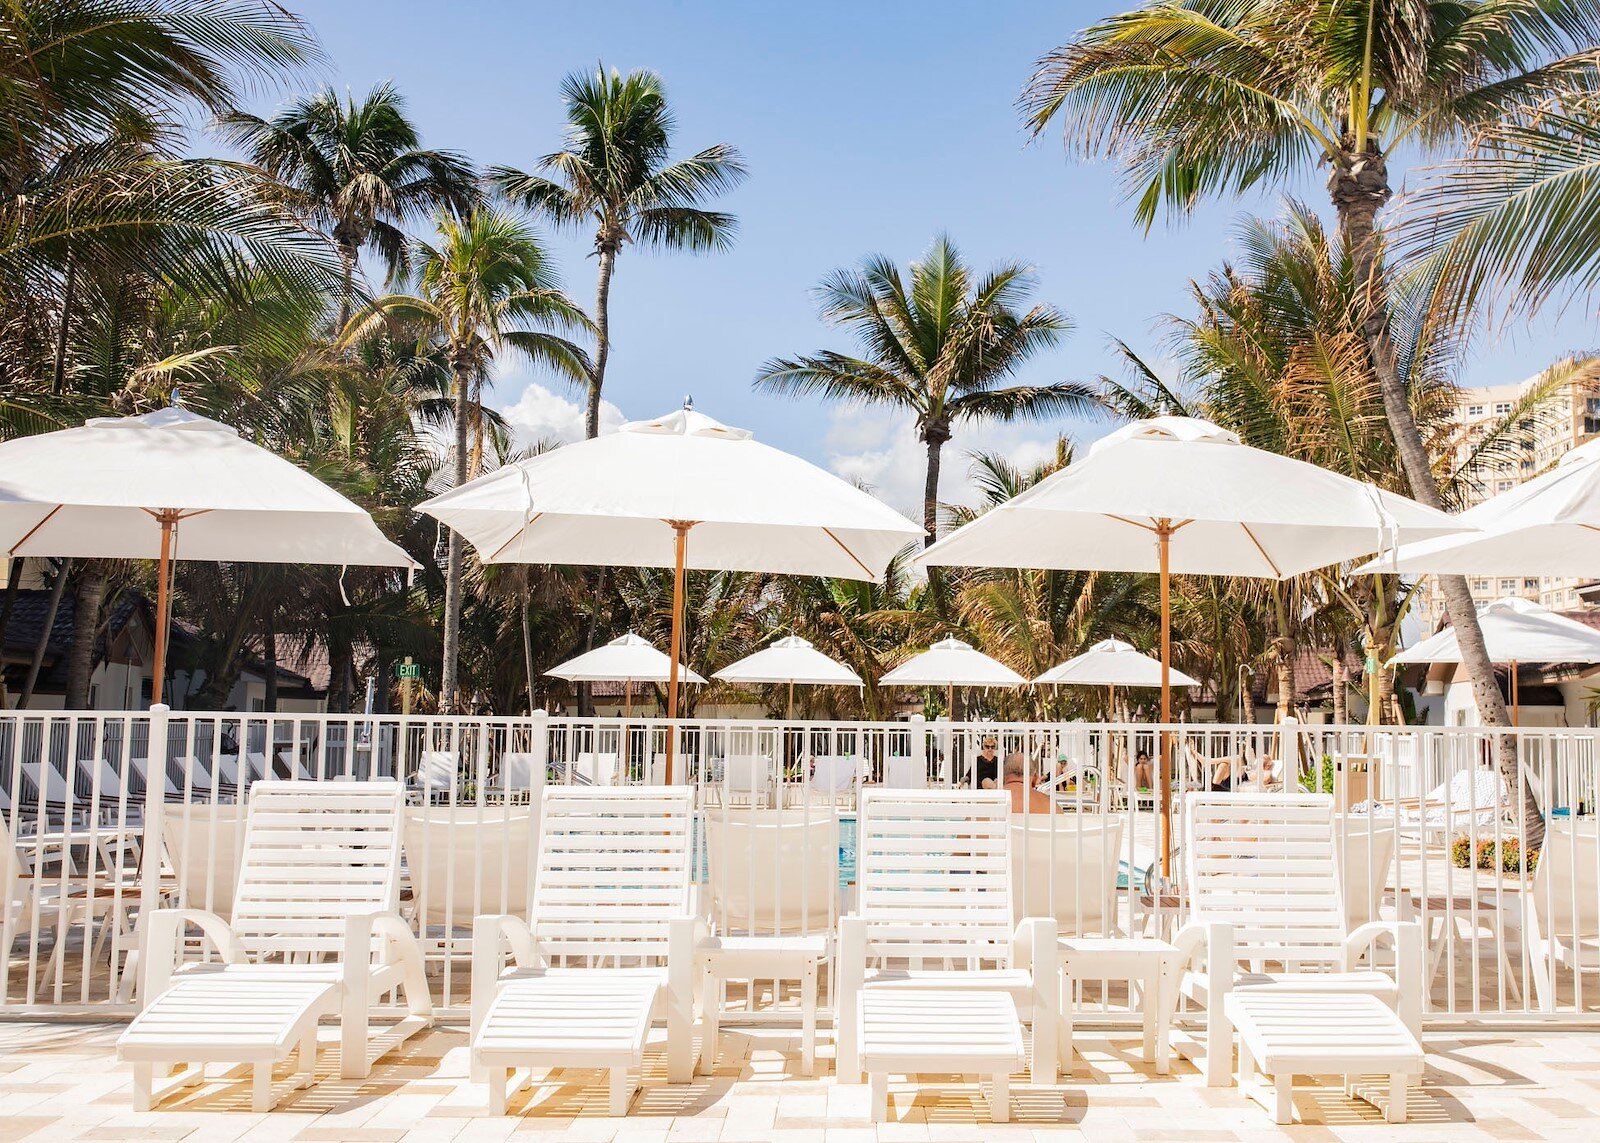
xmin=119 ymin=780 xmax=432 ymax=1110
xmin=469 ymin=785 xmax=698 ymax=1114
xmin=571 ymin=750 xmax=620 ymax=786
xmin=127 ymin=755 xmax=182 ymax=801
xmin=882 ymin=755 xmax=926 ymax=790
xmin=411 ymin=750 xmax=458 ymax=801
xmin=700 ymin=810 xmax=839 ymax=1075
xmin=490 ymin=752 xmax=539 ymax=801
xmin=1169 ymin=793 xmax=1423 ymax=1087
xmin=1525 ymin=820 xmax=1600 ymax=1011
xmin=1355 ymin=766 xmax=1509 ymax=849
xmin=837 ymin=789 xmax=1056 ymax=1087
xmin=807 ymin=755 xmax=858 ymax=807
xmin=718 ymin=754 xmax=775 ymax=806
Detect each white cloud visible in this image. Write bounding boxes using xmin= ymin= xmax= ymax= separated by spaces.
xmin=497 ymin=379 xmax=626 ymax=448
xmin=820 ymin=407 xmax=1070 ymax=520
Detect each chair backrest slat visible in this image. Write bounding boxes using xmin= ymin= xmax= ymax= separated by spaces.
xmin=856 ymin=789 xmax=1014 ymax=962
xmin=226 ymin=779 xmax=404 ymax=960
xmin=1185 ymin=792 xmax=1347 ymax=967
xmin=531 ymin=786 xmax=693 ymax=963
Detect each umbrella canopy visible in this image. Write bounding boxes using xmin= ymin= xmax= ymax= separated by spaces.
xmin=1033 ymin=639 xmax=1199 ymax=688
xmin=0 ymin=406 xmax=417 ymax=704
xmin=713 ymin=636 xmax=861 ymax=687
xmin=1356 ymin=436 xmax=1600 ymax=577
xmin=1390 ymin=598 xmax=1600 ymax=666
xmin=547 ymin=632 xmax=706 ymax=685
xmin=881 ymin=638 xmax=1026 ymax=688
xmin=419 ymin=404 xmax=920 ymax=775
xmin=918 ymin=416 xmax=1465 ymax=873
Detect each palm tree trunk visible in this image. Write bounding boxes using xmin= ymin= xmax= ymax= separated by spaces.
xmin=921 ymin=434 xmax=945 ymax=547
xmin=21 ymin=559 xmax=69 ymax=709
xmin=1273 ymin=640 xmax=1296 ymax=723
xmin=588 ymin=242 xmax=617 ymax=440
xmin=520 ymin=586 xmax=536 ymax=713
xmin=1331 ymin=657 xmax=1349 ymax=725
xmin=337 ymin=241 xmax=357 ymax=336
xmin=64 ymin=562 xmax=105 ymax=709
xmin=263 ymin=609 xmax=278 ymax=713
xmin=52 ymin=260 xmax=75 ymax=397
xmin=440 ymin=353 xmax=471 ymax=714
xmin=1329 ymin=145 xmax=1535 ymax=841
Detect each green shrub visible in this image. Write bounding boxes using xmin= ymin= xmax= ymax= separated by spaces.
xmin=1450 ymin=834 xmax=1539 ymax=875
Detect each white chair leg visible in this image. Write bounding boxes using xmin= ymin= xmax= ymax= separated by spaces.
xmin=487 ymin=1067 xmax=508 ymax=1116
xmin=132 ymin=1063 xmax=153 ymax=1112
xmin=1204 ymin=1004 xmax=1232 ymax=1088
xmin=869 ymin=1070 xmax=888 ymax=1123
xmin=1057 ymin=969 xmax=1074 ymax=1075
xmin=1273 ymin=1072 xmax=1293 ymax=1125
xmin=251 ymin=1063 xmax=272 ymax=1113
xmin=801 ymin=961 xmax=818 ymax=1078
xmin=698 ymin=968 xmax=719 ymax=1077
xmin=340 ymin=987 xmax=368 ymax=1081
xmin=988 ymin=1072 xmax=1010 ymax=1123
xmin=1387 ymin=1074 xmax=1408 ymax=1123
xmin=298 ymin=1028 xmax=318 ymax=1088
xmin=609 ymin=1067 xmax=632 ymax=1116
xmin=1154 ymin=964 xmax=1173 ymax=1075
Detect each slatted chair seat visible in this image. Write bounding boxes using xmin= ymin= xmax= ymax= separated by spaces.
xmin=469 ymin=786 xmax=698 ymax=1116
xmin=117 ymin=780 xmax=432 ymax=1112
xmin=837 ymin=789 xmax=1055 ymax=1091
xmin=1169 ymin=793 xmax=1422 ymax=1092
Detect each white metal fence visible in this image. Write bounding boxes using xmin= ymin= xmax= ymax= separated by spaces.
xmin=1 ymin=708 xmax=1596 ymax=1025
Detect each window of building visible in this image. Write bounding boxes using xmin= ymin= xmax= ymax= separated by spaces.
xmin=1467 ymin=404 xmax=1485 ymax=417
xmin=1495 ymin=402 xmax=1513 ymax=414
xmin=1525 ymin=578 xmax=1540 ymax=590
xmin=1473 ymin=578 xmax=1489 ymax=592
xmin=1500 ymin=578 xmax=1517 ymax=593
xmin=1497 ymin=480 xmax=1515 ymax=492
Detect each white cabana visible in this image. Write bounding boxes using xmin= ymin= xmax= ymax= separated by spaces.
xmin=1358 ymin=437 xmax=1600 ymax=578
xmin=918 ymin=416 xmax=1465 ymax=870
xmin=713 ymin=635 xmax=861 ymax=717
xmin=880 ymin=637 xmax=1025 ymax=715
xmin=0 ymin=406 xmax=417 ymax=704
xmin=419 ymin=404 xmax=920 ymax=777
xmin=1034 ymin=638 xmax=1198 ymax=716
xmin=547 ymin=632 xmax=706 ymax=717
xmin=1390 ymin=597 xmax=1600 ymax=723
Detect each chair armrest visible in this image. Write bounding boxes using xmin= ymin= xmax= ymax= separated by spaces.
xmin=469 ymin=914 xmax=536 ymax=1048
xmin=1170 ymin=920 xmax=1211 ymax=968
xmin=667 ymin=913 xmax=700 ymax=1082
xmin=139 ymin=907 xmax=245 ymax=1009
xmin=1344 ymin=919 xmax=1423 ymax=1037
xmin=1011 ymin=915 xmax=1057 ymax=972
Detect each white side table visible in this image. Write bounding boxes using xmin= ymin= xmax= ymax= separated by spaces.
xmin=858 ymin=989 xmax=1024 ymax=1123
xmin=1057 ymin=936 xmax=1181 ymax=1075
xmin=698 ymin=933 xmax=828 ymax=1075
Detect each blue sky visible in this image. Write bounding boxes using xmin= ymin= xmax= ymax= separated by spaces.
xmin=266 ymin=0 xmax=1597 ymax=518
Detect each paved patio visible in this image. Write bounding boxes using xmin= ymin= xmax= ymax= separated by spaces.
xmin=0 ymin=1019 xmax=1596 ymax=1141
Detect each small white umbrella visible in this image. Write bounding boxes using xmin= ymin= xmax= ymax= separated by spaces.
xmin=880 ymin=637 xmax=1025 ymax=716
xmin=713 ymin=634 xmax=862 ymax=717
xmin=419 ymin=404 xmax=920 ymax=778
xmin=1390 ymin=597 xmax=1600 ymax=723
xmin=1357 ymin=436 xmax=1600 ymax=577
xmin=547 ymin=632 xmax=705 ymax=717
xmin=0 ymin=406 xmax=416 ymax=704
xmin=919 ymin=416 xmax=1465 ymax=871
xmin=1034 ymin=638 xmax=1199 ymax=717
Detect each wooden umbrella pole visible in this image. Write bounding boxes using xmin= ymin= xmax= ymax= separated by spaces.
xmin=1157 ymin=520 xmax=1174 ymax=879
xmin=663 ymin=521 xmax=694 ymax=784
xmin=787 ymin=679 xmax=795 ymax=720
xmin=1511 ymin=660 xmax=1519 ymax=727
xmin=150 ymin=509 xmax=180 ymax=707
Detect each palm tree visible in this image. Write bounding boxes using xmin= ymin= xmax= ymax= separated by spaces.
xmin=1023 ymin=2 xmax=1600 ymax=799
xmin=756 ymin=234 xmax=1100 ymax=549
xmin=343 ymin=207 xmax=591 ymax=712
xmin=490 ymin=65 xmax=746 ymax=438
xmin=221 ymin=82 xmax=477 ymax=330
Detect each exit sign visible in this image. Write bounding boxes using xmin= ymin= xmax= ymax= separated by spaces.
xmin=395 ymin=662 xmax=421 ymax=680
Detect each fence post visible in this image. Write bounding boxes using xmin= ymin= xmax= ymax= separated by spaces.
xmin=527 ymin=710 xmax=549 ymax=916
xmin=135 ymin=703 xmax=170 ymax=1009
xmin=911 ymin=713 xmax=928 ymax=784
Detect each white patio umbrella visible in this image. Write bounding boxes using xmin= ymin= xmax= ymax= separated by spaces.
xmin=1390 ymin=597 xmax=1600 ymax=724
xmin=418 ymin=403 xmax=921 ymax=778
xmin=713 ymin=634 xmax=862 ymax=718
xmin=1357 ymin=436 xmax=1600 ymax=578
xmin=880 ymin=637 xmax=1026 ymax=716
xmin=918 ymin=416 xmax=1466 ymax=871
xmin=0 ymin=406 xmax=417 ymax=704
xmin=547 ymin=632 xmax=706 ymax=717
xmin=1034 ymin=638 xmax=1199 ymax=717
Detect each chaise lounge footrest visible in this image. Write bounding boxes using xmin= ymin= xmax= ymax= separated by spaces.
xmin=118 ymin=973 xmax=337 ymax=1112
xmin=1224 ymin=991 xmax=1423 ymax=1124
xmin=472 ymin=971 xmax=663 ymax=1116
xmin=858 ymin=989 xmax=1025 ymax=1123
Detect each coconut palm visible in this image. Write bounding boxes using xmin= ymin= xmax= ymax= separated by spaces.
xmin=220 ymin=82 xmax=477 ymax=329
xmin=1024 ymin=1 xmax=1600 ymax=797
xmin=756 ymin=234 xmax=1100 ymax=549
xmin=490 ymin=65 xmax=746 ymax=438
xmin=343 ymin=207 xmax=592 ymax=712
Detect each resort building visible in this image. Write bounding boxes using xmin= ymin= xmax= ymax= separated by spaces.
xmin=1416 ymin=354 xmax=1600 ymax=628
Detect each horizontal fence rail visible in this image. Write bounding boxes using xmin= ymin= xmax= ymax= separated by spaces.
xmin=0 ymin=709 xmax=1595 ymax=1026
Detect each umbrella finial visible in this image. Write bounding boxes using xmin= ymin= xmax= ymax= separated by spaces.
xmin=170 ymin=386 xmax=182 ymax=408
xmin=683 ymin=394 xmax=694 ymax=411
